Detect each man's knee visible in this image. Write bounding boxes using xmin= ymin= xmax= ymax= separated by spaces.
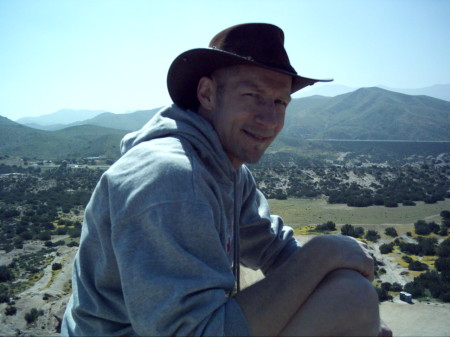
xmin=325 ymin=269 xmax=380 ymax=333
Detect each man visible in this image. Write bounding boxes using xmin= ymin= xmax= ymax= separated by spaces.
xmin=62 ymin=23 xmax=391 ymax=336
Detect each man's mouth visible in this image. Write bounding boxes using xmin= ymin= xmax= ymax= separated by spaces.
xmin=243 ymin=129 xmax=272 ymax=142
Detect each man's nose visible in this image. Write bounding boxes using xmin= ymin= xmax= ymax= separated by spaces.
xmin=255 ymin=100 xmax=278 ymax=128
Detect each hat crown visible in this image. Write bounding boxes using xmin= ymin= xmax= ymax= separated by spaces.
xmin=208 ymin=23 xmax=296 ymax=74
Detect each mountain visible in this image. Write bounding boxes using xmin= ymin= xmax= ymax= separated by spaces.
xmin=64 ymin=108 xmax=161 ymax=131
xmin=295 ymin=83 xmax=450 ymax=102
xmin=380 ymin=84 xmax=450 ymax=102
xmin=0 ymin=115 xmax=19 ymax=126
xmin=295 ymin=84 xmax=355 ymax=98
xmin=0 ymin=117 xmax=127 ymax=159
xmin=20 ymin=108 xmax=162 ymax=131
xmin=283 ymin=87 xmax=450 ymax=141
xmin=16 ymin=109 xmax=106 ymax=126
xmin=1 ymin=87 xmax=449 ymax=160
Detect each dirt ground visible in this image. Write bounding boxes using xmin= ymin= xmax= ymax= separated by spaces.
xmin=0 ymin=245 xmax=77 ymax=336
xmin=380 ymin=300 xmax=450 ymax=336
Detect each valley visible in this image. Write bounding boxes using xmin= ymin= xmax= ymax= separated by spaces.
xmin=0 ymin=86 xmax=449 ymax=336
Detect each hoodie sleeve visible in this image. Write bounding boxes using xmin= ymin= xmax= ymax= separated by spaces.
xmin=238 ymin=167 xmax=300 ymax=275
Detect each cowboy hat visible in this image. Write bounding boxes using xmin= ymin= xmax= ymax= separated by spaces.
xmin=167 ymin=23 xmax=332 ymax=110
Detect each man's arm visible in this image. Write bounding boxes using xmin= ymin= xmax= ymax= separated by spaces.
xmin=234 ymin=234 xmax=381 ymax=336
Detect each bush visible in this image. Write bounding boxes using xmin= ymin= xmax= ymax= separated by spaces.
xmin=441 ymin=210 xmax=450 ymax=219
xmin=379 ymin=243 xmax=394 ymax=254
xmin=391 ymin=282 xmax=403 ymax=292
xmin=24 ymin=308 xmax=44 ymax=324
xmin=435 ymin=257 xmax=450 ymax=272
xmin=439 ymin=226 xmax=448 ymax=236
xmin=375 ymin=286 xmax=392 ymax=302
xmin=365 ymin=230 xmax=380 ymax=242
xmin=414 ymin=220 xmax=431 ymax=235
xmin=38 ymin=231 xmax=51 ymax=241
xmin=408 ymin=260 xmax=429 ymax=271
xmin=385 ymin=227 xmax=398 ymax=237
xmin=316 ymin=221 xmax=336 ymax=232
xmin=52 ymin=263 xmax=62 ymax=271
xmin=0 ymin=266 xmax=15 ymax=282
xmin=56 ymin=227 xmax=68 ymax=235
xmin=0 ymin=294 xmax=10 ymax=304
xmin=384 ymin=200 xmax=398 ymax=208
xmin=381 ymin=282 xmax=392 ymax=291
xmin=341 ymin=224 xmax=364 ymax=238
xmin=69 ymin=228 xmax=82 ymax=238
xmin=404 ymin=281 xmax=425 ymax=297
xmin=438 ymin=238 xmax=450 ymax=257
xmin=5 ymin=306 xmax=17 ymax=316
xmin=402 ymin=255 xmax=413 ymax=263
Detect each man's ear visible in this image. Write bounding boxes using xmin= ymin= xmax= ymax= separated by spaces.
xmin=197 ymin=76 xmax=216 ymax=112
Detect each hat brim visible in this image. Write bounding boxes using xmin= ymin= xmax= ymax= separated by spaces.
xmin=167 ymin=48 xmax=332 ymax=110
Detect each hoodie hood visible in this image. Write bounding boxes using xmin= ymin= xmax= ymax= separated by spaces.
xmin=120 ymin=105 xmax=236 ymax=178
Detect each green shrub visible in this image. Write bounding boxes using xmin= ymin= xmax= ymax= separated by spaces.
xmin=385 ymin=227 xmax=398 ymax=237
xmin=24 ymin=308 xmax=44 ymax=324
xmin=365 ymin=230 xmax=380 ymax=242
xmin=408 ymin=260 xmax=429 ymax=271
xmin=379 ymin=243 xmax=394 ymax=254
xmin=5 ymin=306 xmax=17 ymax=316
xmin=52 ymin=263 xmax=62 ymax=271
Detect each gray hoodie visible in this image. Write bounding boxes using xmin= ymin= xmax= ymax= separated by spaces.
xmin=61 ymin=105 xmax=298 ymax=336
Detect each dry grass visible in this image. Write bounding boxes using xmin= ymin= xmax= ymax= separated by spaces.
xmin=268 ymin=198 xmax=450 ymax=226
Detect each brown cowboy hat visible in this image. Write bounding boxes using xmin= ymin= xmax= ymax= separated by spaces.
xmin=167 ymin=23 xmax=332 ymax=110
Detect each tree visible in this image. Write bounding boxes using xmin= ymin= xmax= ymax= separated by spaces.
xmin=435 ymin=257 xmax=450 ymax=272
xmin=404 ymin=281 xmax=425 ymax=297
xmin=414 ymin=220 xmax=431 ymax=235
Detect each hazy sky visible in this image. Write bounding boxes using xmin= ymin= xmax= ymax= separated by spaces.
xmin=1 ymin=0 xmax=449 ymax=120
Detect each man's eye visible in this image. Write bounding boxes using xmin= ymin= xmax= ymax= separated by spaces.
xmin=275 ymin=99 xmax=287 ymax=107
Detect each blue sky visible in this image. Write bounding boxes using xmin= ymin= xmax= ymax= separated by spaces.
xmin=1 ymin=0 xmax=449 ymax=120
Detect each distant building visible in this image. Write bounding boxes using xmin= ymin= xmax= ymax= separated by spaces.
xmin=400 ymin=291 xmax=413 ymax=303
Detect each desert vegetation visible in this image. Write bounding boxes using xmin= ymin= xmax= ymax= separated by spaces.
xmin=251 ymin=160 xmax=450 ymax=207
xmin=0 ymin=149 xmax=449 ymax=334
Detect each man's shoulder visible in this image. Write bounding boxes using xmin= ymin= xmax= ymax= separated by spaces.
xmin=115 ymin=136 xmax=193 ymax=172
xmin=105 ymin=136 xmax=214 ymax=195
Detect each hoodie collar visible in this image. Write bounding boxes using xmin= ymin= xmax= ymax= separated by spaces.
xmin=120 ymin=105 xmax=237 ymax=179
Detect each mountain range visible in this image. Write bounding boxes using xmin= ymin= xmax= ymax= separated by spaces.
xmin=17 ymin=109 xmax=107 ymax=128
xmin=0 ymin=87 xmax=449 ymax=160
xmin=284 ymin=87 xmax=449 ymax=140
xmin=296 ymin=83 xmax=450 ymax=102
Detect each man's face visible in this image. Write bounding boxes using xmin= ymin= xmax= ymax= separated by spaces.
xmin=199 ymin=64 xmax=292 ymax=168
